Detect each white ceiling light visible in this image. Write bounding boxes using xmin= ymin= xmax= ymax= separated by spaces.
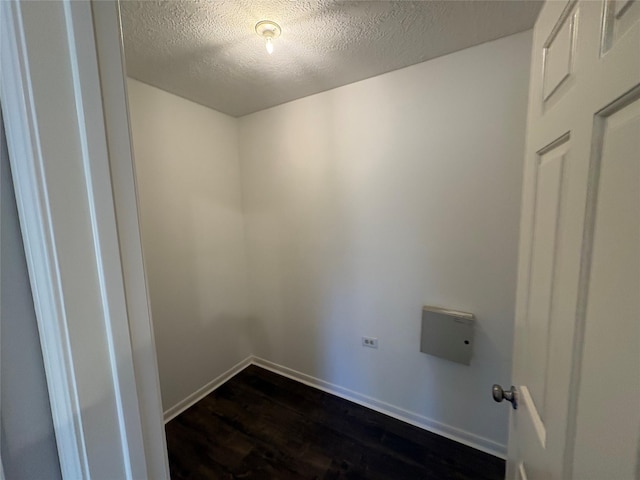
xmin=255 ymin=20 xmax=281 ymax=55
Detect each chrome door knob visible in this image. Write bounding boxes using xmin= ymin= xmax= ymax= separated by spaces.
xmin=492 ymin=384 xmax=518 ymax=409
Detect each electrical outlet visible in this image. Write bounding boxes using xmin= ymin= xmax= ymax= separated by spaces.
xmin=362 ymin=336 xmax=378 ymax=349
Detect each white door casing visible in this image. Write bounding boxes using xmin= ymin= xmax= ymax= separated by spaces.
xmin=0 ymin=1 xmax=169 ymax=478
xmin=91 ymin=2 xmax=170 ymax=477
xmin=508 ymin=1 xmax=640 ymax=479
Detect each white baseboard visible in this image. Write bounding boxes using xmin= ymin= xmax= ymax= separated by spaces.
xmin=251 ymin=356 xmax=507 ymax=459
xmin=163 ymin=354 xmax=506 ymax=459
xmin=163 ymin=355 xmax=253 ymax=423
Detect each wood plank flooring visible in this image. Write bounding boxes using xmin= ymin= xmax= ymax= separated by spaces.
xmin=166 ymin=365 xmax=505 ymax=480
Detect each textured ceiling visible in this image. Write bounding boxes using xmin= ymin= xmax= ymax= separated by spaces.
xmin=121 ymin=1 xmax=542 ymax=117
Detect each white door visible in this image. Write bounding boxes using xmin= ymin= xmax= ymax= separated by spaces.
xmin=500 ymin=1 xmax=640 ymax=479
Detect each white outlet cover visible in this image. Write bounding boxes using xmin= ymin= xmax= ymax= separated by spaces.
xmin=362 ymin=337 xmax=379 ymax=348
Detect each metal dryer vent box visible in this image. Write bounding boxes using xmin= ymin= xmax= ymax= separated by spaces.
xmin=420 ymin=306 xmax=475 ymax=365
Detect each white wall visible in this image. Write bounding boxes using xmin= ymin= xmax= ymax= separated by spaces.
xmin=239 ymin=31 xmax=531 ymax=451
xmin=127 ymin=79 xmax=251 ymax=411
xmin=1 ymin=111 xmax=61 ymax=479
xmin=127 ymin=30 xmax=531 ymax=451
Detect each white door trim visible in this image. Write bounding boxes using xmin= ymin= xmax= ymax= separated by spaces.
xmin=0 ymin=1 xmax=168 ymax=478
xmin=0 ymin=2 xmax=89 ymax=476
xmin=91 ymin=2 xmax=170 ymax=477
xmin=0 ymin=99 xmax=7 ymax=480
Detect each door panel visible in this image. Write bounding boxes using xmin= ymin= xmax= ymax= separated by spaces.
xmin=572 ymin=92 xmax=640 ymax=480
xmin=519 ymin=135 xmax=575 ymax=478
xmin=526 ymin=137 xmax=568 ymax=423
xmin=542 ymin=2 xmax=577 ymax=103
xmin=508 ymin=0 xmax=639 ymax=478
xmin=602 ymin=0 xmax=640 ymax=52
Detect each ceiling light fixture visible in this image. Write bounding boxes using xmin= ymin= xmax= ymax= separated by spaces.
xmin=255 ymin=20 xmax=281 ymax=55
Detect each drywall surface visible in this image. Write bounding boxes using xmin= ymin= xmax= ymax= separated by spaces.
xmin=127 ymin=79 xmax=251 ymax=410
xmin=239 ymin=31 xmax=532 ymax=450
xmin=1 ymin=112 xmax=61 ymax=479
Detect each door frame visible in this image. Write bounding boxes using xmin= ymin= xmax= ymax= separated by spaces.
xmin=0 ymin=1 xmax=168 ymax=478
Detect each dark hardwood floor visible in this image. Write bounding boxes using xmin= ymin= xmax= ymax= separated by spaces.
xmin=166 ymin=365 xmax=505 ymax=480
